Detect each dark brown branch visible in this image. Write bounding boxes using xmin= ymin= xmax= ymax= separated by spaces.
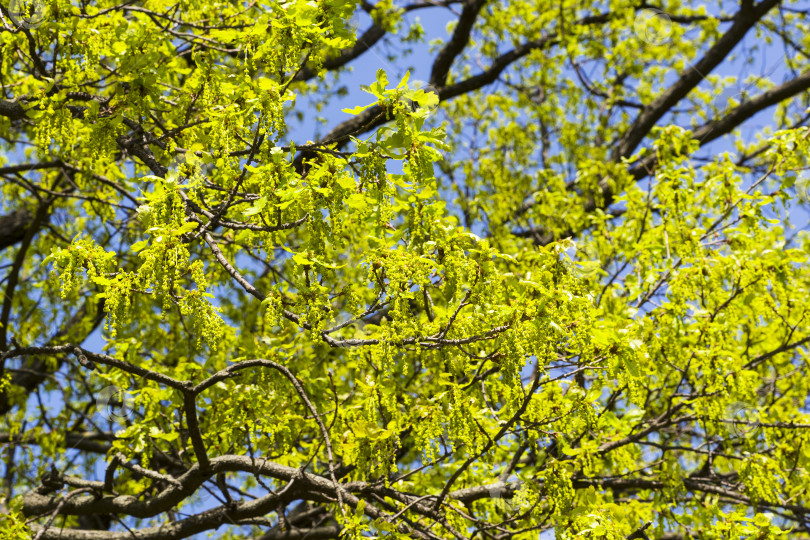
xmin=511 ymin=66 xmax=810 ymax=242
xmin=193 ymin=359 xmax=346 ymax=515
xmin=614 ymin=0 xmax=781 ymax=160
xmin=0 ymin=209 xmax=33 ymax=251
xmin=294 ymin=24 xmax=387 ymax=82
xmin=0 ymin=431 xmax=112 ymax=456
xmin=0 ymin=299 xmax=105 ymax=416
xmin=0 ymin=201 xmax=51 ymax=349
xmin=300 ymin=11 xmax=608 ymax=157
xmin=183 ymin=392 xmax=210 ymax=473
xmin=1 ymin=345 xmax=189 ymax=391
xmin=255 ymin=525 xmax=341 ymax=540
xmin=292 ymin=1 xmax=457 ymax=82
xmin=0 ymin=99 xmax=26 ymax=120
xmin=429 ymin=0 xmax=487 ymax=88
xmin=28 ymin=489 xmax=291 ymax=540
xmin=626 ymin=69 xmax=810 ymax=180
xmin=23 ymin=455 xmax=297 ymax=519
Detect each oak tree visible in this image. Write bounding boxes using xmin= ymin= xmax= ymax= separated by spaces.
xmin=2 ymin=0 xmax=810 ymax=538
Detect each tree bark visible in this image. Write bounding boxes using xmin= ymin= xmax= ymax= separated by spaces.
xmin=0 ymin=209 xmax=33 ymax=251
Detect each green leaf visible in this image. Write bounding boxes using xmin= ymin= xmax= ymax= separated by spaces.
xmin=176 ymin=221 xmax=199 ymax=235
xmin=243 ymin=196 xmax=268 ymax=216
xmin=130 ymin=240 xmax=148 ymax=252
xmin=342 ymin=102 xmax=375 ymax=115
xmin=292 ymin=253 xmax=313 ymax=265
xmin=91 ymin=275 xmax=111 ymax=286
xmin=337 ymin=176 xmax=356 ymax=190
xmin=346 ymin=193 xmax=367 ymax=210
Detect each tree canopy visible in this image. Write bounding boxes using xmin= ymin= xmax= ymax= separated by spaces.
xmin=2 ymin=0 xmax=810 ymax=538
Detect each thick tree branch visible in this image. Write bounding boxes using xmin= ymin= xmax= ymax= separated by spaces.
xmin=294 ymin=24 xmax=387 ymax=82
xmin=626 ymin=68 xmax=810 ymax=180
xmin=614 ymin=0 xmax=781 ymax=160
xmin=0 ymin=209 xmax=32 ymax=251
xmin=0 ymin=201 xmax=51 ymax=349
xmin=0 ymin=99 xmax=26 ymax=120
xmin=255 ymin=525 xmax=341 ymax=540
xmin=429 ymin=0 xmax=487 ymax=88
